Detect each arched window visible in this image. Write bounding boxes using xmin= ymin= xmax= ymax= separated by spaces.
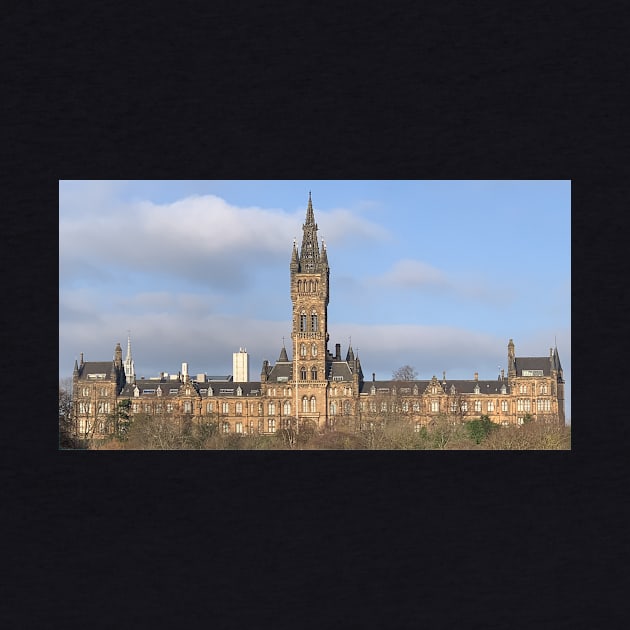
xmin=311 ymin=343 xmax=317 ymax=357
xmin=311 ymin=312 xmax=318 ymax=332
xmin=300 ymin=343 xmax=307 ymax=357
xmin=302 ymin=396 xmax=309 ymax=412
xmin=283 ymin=401 xmax=291 ymax=415
xmin=268 ymin=402 xmax=275 ymax=415
xmin=311 ymin=367 xmax=317 ymax=380
xmin=330 ymin=401 xmax=337 ymax=415
xmin=310 ymin=396 xmax=317 ymax=412
xmin=315 ymin=280 xmax=318 ymax=292
xmin=343 ymin=400 xmax=351 ymax=415
xmin=297 ymin=280 xmax=302 ymax=292
xmin=309 ymin=280 xmax=314 ymax=292
xmin=300 ymin=312 xmax=307 ymax=332
xmin=300 ymin=366 xmax=307 ymax=380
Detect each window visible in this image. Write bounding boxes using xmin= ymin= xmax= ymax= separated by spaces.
xmin=82 ymin=387 xmax=90 ymax=397
xmin=474 ymin=385 xmax=480 ymax=394
xmin=258 ymin=403 xmax=263 ymax=416
xmin=431 ymin=401 xmax=439 ymax=412
xmin=222 ymin=422 xmax=230 ymax=433
xmin=300 ymin=367 xmax=307 ymax=380
xmin=222 ymin=402 xmax=229 ymax=414
xmin=402 ymin=401 xmax=409 ymax=412
xmin=381 ymin=401 xmax=388 ymax=412
xmin=517 ymin=399 xmax=531 ymax=412
xmin=461 ymin=401 xmax=468 ymax=412
xmin=142 ymin=389 xmax=155 ymax=395
xmin=99 ymin=388 xmax=108 ymax=397
xmin=474 ymin=400 xmax=482 ymax=412
xmin=540 ymin=384 xmax=548 ymax=395
xmin=487 ymin=401 xmax=495 ymax=412
xmin=370 ymin=401 xmax=377 ymax=412
xmin=144 ymin=404 xmax=152 ymax=413
xmin=311 ymin=344 xmax=317 ymax=357
xmin=199 ymin=389 xmax=207 ymax=395
xmin=302 ymin=396 xmax=309 ymax=412
xmin=132 ymin=403 xmax=138 ymax=412
xmin=97 ymin=401 xmax=110 ymax=414
xmin=268 ymin=402 xmax=275 ymax=415
xmin=268 ymin=418 xmax=276 ymax=433
xmin=330 ymin=401 xmax=337 ymax=415
xmin=236 ymin=386 xmax=242 ymax=396
xmin=413 ymin=402 xmax=420 ymax=412
xmin=79 ymin=401 xmax=90 ymax=414
xmin=184 ymin=401 xmax=191 ymax=413
xmin=371 ymin=386 xmax=376 ymax=395
xmin=450 ymin=401 xmax=458 ymax=413
xmin=235 ymin=402 xmax=243 ymax=415
xmin=414 ymin=422 xmax=421 ymax=433
xmin=300 ymin=343 xmax=307 ymax=357
xmin=311 ymin=367 xmax=317 ymax=380
xmin=431 ymin=386 xmax=437 ymax=394
xmin=300 ymin=313 xmax=307 ymax=332
xmin=500 ymin=385 xmax=507 ymax=395
xmin=235 ymin=422 xmax=243 ymax=434
xmin=413 ymin=386 xmax=418 ymax=395
xmin=360 ymin=401 xmax=366 ymax=412
xmin=258 ymin=419 xmax=264 ymax=433
xmin=537 ymin=399 xmax=551 ymax=412
xmin=283 ymin=401 xmax=291 ymax=415
xmin=207 ymin=402 xmax=214 ymax=413
xmin=501 ymin=400 xmax=509 ymax=412
xmin=311 ymin=313 xmax=318 ymax=332
xmin=166 ymin=403 xmax=173 ymax=412
xmin=169 ymin=388 xmax=179 ymax=395
xmin=310 ymin=396 xmax=316 ymax=412
xmin=517 ymin=417 xmax=524 ymax=425
xmin=156 ymin=403 xmax=162 ymax=413
xmin=343 ymin=400 xmax=351 ymax=415
xmin=519 ymin=384 xmax=528 ymax=394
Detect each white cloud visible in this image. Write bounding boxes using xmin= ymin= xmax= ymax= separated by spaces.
xmin=373 ymin=259 xmax=449 ymax=289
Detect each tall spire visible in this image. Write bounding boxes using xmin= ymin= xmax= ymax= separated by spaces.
xmin=124 ymin=332 xmax=135 ymax=384
xmin=300 ymin=192 xmax=320 ymax=272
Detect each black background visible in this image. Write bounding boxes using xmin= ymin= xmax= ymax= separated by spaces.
xmin=3 ymin=0 xmax=627 ymax=627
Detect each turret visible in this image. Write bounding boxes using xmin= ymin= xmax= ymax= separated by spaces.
xmin=507 ymin=339 xmax=516 ymax=378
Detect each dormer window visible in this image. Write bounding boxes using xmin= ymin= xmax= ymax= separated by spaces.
xmin=371 ymin=386 xmax=376 ymax=395
xmin=236 ymin=386 xmax=242 ymax=396
xmin=474 ymin=385 xmax=480 ymax=394
xmin=500 ymin=385 xmax=507 ymax=395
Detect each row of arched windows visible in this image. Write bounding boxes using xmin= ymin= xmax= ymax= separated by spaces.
xmin=299 ymin=311 xmax=318 ymax=332
xmin=299 ymin=366 xmax=318 ymax=380
xmin=302 ymin=396 xmax=317 ymax=412
xmin=300 ymin=343 xmax=318 ymax=357
xmin=297 ymin=279 xmax=319 ymax=293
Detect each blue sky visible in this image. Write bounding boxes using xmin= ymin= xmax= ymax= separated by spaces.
xmin=59 ymin=180 xmax=571 ymax=419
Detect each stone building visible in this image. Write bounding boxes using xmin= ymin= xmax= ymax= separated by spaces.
xmin=70 ymin=193 xmax=565 ymax=439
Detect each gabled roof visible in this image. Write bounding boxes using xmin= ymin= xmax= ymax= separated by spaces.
xmin=267 ymin=362 xmax=293 ymax=382
xmin=78 ymin=361 xmax=114 ymax=380
xmin=514 ymin=357 xmax=551 ymax=376
xmin=328 ymin=361 xmax=353 ymax=381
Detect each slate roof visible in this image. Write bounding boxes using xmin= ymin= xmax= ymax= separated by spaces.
xmin=514 ymin=357 xmax=551 ymax=376
xmin=328 ymin=361 xmax=353 ymax=381
xmin=78 ymin=361 xmax=114 ymax=379
xmin=359 ymin=379 xmax=511 ymax=395
xmin=119 ymin=379 xmax=264 ymax=397
xmin=267 ymin=362 xmax=293 ymax=382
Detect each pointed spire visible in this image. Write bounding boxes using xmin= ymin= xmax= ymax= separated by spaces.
xmin=306 ymin=191 xmax=314 ymax=224
xmin=300 ymin=192 xmax=320 ymax=272
xmin=73 ymin=359 xmax=79 ymax=375
xmin=346 ymin=344 xmax=355 ymax=362
xmin=124 ymin=332 xmax=135 ymax=385
xmin=279 ymin=345 xmax=289 ymax=362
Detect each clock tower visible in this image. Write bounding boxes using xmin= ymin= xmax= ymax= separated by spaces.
xmin=290 ymin=193 xmax=330 ymax=427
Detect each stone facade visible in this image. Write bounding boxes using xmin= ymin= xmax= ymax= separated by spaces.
xmin=70 ymin=194 xmax=566 ymax=439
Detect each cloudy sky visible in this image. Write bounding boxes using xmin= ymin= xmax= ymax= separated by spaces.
xmin=59 ymin=180 xmax=571 ymax=419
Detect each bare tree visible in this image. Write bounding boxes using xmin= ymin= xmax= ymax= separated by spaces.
xmin=392 ymin=365 xmax=418 ymax=380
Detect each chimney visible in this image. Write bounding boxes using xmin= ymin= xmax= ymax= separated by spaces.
xmin=80 ymin=352 xmax=84 ymax=365
xmin=335 ymin=343 xmax=341 ymax=360
xmin=474 ymin=372 xmax=478 ymax=381
xmin=442 ymin=371 xmax=446 ymax=382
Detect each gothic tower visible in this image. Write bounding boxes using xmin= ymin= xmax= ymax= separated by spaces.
xmin=290 ymin=193 xmax=330 ymax=426
xmin=124 ymin=333 xmax=135 ymax=385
